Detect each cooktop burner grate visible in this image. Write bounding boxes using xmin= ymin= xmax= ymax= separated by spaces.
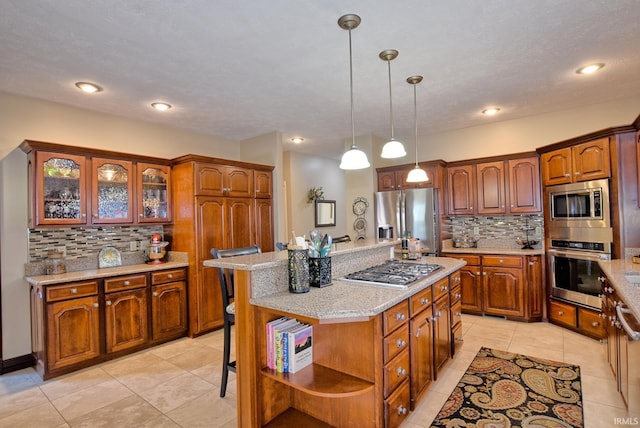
xmin=342 ymin=261 xmax=442 ymax=288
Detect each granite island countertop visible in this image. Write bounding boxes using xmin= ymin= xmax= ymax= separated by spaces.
xmin=24 ymin=252 xmax=189 ymax=286
xmin=249 ymin=256 xmax=465 ymax=321
xmin=597 ymin=259 xmax=640 ymax=321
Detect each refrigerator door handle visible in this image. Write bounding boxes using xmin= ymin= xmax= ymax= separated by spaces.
xmin=399 ymin=191 xmax=406 ymax=237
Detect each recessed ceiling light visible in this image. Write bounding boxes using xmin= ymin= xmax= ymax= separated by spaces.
xmin=481 ymin=107 xmax=501 ymax=116
xmin=75 ymin=82 xmax=102 ymax=93
xmin=151 ymin=102 xmax=172 ymax=111
xmin=290 ymin=137 xmax=304 ymax=144
xmin=576 ymin=63 xmax=604 ymax=75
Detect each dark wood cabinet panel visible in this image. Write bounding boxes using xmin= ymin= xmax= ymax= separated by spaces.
xmin=541 ymin=148 xmax=572 ymax=186
xmin=255 ymin=198 xmax=274 ymax=252
xmin=508 ymin=157 xmax=541 ymax=213
xmin=152 ymin=281 xmax=188 ymax=341
xmin=459 ymin=266 xmax=483 ymax=314
xmin=105 ymin=288 xmax=148 ymax=354
xmin=541 ymin=138 xmax=610 ymax=186
xmin=446 ymin=164 xmax=475 ymax=215
xmin=432 ymin=295 xmax=451 ymax=376
xmin=254 ymin=170 xmax=273 ymax=198
xmin=526 ymin=256 xmax=544 ymax=319
xmin=476 ymin=161 xmax=506 ymax=214
xmin=194 ymin=163 xmax=254 ymax=197
xmin=483 ymin=267 xmax=524 ymax=318
xmin=409 ymin=306 xmax=434 ymax=409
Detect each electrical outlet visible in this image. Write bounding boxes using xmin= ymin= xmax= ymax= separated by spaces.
xmin=55 ymin=246 xmax=66 ymax=257
xmin=473 ymin=226 xmax=480 ymax=235
xmin=129 ymin=241 xmax=137 ymax=251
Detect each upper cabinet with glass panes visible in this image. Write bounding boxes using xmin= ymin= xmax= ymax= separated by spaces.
xmin=21 ymin=141 xmax=173 ymax=227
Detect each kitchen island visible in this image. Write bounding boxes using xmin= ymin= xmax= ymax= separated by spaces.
xmin=204 ymin=241 xmax=465 ymax=427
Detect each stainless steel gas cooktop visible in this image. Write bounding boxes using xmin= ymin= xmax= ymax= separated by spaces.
xmin=341 ymin=261 xmax=442 ymax=289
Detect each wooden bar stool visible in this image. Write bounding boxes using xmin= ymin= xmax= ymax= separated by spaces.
xmin=210 ymin=245 xmax=261 ymax=397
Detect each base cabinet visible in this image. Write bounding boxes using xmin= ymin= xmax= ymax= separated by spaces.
xmin=31 ymin=267 xmax=188 ymax=380
xmin=548 ymin=298 xmax=606 ymax=340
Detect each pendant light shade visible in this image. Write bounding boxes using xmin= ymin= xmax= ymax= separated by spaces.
xmin=338 ymin=14 xmax=370 ymax=170
xmin=405 ymin=75 xmax=428 ymax=183
xmin=380 ymin=49 xmax=406 ymax=159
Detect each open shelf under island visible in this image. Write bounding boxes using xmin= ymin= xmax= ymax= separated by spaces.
xmin=204 ymin=241 xmax=465 ymax=428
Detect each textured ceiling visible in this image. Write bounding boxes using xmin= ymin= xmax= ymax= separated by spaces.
xmin=2 ymin=0 xmax=640 ymax=159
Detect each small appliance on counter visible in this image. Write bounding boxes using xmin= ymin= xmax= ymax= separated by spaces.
xmin=147 ymin=234 xmax=169 ymax=264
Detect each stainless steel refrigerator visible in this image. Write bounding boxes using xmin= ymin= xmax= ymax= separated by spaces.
xmin=375 ymin=188 xmax=439 ymax=255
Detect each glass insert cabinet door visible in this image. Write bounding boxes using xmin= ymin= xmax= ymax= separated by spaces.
xmin=91 ymin=158 xmax=134 ymax=223
xmin=137 ymin=163 xmax=171 ymax=222
xmin=36 ymin=152 xmax=88 ymax=225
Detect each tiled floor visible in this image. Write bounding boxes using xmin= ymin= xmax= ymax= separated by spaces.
xmin=0 ymin=314 xmax=637 ymax=427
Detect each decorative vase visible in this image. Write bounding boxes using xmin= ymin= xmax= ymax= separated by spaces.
xmin=288 ymin=249 xmax=310 ymax=293
xmin=309 ymin=257 xmax=332 ymax=287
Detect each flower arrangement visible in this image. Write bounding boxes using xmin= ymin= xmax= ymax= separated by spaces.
xmin=307 ymin=187 xmax=324 ymax=203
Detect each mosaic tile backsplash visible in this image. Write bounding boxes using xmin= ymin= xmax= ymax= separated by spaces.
xmin=443 ymin=214 xmax=544 ymax=249
xmin=28 ymin=225 xmax=164 ymax=263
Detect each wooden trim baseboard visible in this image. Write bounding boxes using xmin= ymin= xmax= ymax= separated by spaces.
xmin=1 ymin=353 xmax=35 ymax=375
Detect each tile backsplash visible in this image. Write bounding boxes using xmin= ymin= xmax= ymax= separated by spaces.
xmin=28 ymin=225 xmax=164 ymax=262
xmin=444 ymin=214 xmax=544 ymax=249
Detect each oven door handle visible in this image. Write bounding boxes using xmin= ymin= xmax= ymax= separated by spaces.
xmin=616 ymin=305 xmax=640 ymax=341
xmin=547 ymin=248 xmax=608 ymax=261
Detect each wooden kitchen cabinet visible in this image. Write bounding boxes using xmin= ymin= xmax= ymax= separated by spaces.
xmin=508 ymin=157 xmax=541 ymax=213
xmin=432 ymin=280 xmax=451 ymax=375
xmin=137 ymin=162 xmax=172 ymax=223
xmin=446 ymin=164 xmax=475 ymax=215
xmin=482 ymin=256 xmax=525 ymax=318
xmin=449 ymin=273 xmax=463 ymax=357
xmin=104 ymin=274 xmax=148 ymax=354
xmin=455 ymin=255 xmax=483 ymax=314
xmin=21 ymin=141 xmax=174 ymax=227
xmin=44 ymin=282 xmax=101 ymax=372
xmin=376 ymin=161 xmax=445 ymax=191
xmin=170 ymin=155 xmax=274 ymax=336
xmin=476 ymin=160 xmax=506 ymax=214
xmin=541 ymin=137 xmax=610 ymax=186
xmin=151 ymin=269 xmax=188 ymax=341
xmin=409 ymin=285 xmax=434 ymax=409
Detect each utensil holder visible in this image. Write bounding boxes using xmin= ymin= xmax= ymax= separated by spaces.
xmin=309 ymin=257 xmax=332 ymax=287
xmin=288 ymin=249 xmax=310 ymax=293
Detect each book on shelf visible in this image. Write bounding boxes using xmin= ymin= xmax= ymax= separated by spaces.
xmin=266 ymin=317 xmax=313 ymax=373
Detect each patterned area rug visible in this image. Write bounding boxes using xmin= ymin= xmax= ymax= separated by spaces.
xmin=431 ymin=347 xmax=583 ymax=428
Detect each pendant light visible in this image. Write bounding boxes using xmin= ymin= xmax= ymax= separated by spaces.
xmin=338 ymin=14 xmax=370 ymax=170
xmin=405 ymin=75 xmax=429 ymax=183
xmin=380 ymin=49 xmax=406 ymax=159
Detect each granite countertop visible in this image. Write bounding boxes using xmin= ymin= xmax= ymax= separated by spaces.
xmin=24 ymin=252 xmax=189 ymax=286
xmin=441 ymin=239 xmax=545 ymax=256
xmin=203 ymin=240 xmax=397 ymax=271
xmin=250 ymin=257 xmax=465 ymax=321
xmin=597 ymin=259 xmax=640 ymax=322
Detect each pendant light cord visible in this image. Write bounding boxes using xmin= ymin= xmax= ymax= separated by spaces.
xmin=349 ymin=28 xmax=356 ymax=149
xmin=413 ymin=83 xmax=418 ymax=166
xmin=387 ymin=60 xmax=394 ymax=140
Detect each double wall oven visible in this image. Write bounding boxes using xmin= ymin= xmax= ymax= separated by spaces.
xmin=546 ymin=179 xmax=612 ymax=310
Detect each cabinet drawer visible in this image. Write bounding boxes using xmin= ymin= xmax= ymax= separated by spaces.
xmin=578 ymin=307 xmax=606 ymax=339
xmin=452 ymin=254 xmax=481 ymax=266
xmin=451 ymin=322 xmax=463 ymax=357
xmin=383 ymin=300 xmax=409 ymax=335
xmin=383 ymin=349 xmax=409 ymax=398
xmin=409 ymin=286 xmax=432 ymax=316
xmin=482 ymin=255 xmax=522 ymax=268
xmin=46 ymin=281 xmax=98 ymax=302
xmin=384 ymin=380 xmax=410 ymax=428
xmin=151 ymin=268 xmax=186 ymax=285
xmin=433 ymin=277 xmax=450 ymax=302
xmin=451 ymin=299 xmax=463 ymax=328
xmin=549 ymin=300 xmax=577 ymax=327
xmin=450 ymin=284 xmax=462 ymax=305
xmin=104 ymin=274 xmax=147 ymax=293
xmin=383 ymin=323 xmax=409 ymax=364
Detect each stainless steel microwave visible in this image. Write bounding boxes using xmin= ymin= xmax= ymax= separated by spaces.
xmin=547 ymin=178 xmax=610 ymax=229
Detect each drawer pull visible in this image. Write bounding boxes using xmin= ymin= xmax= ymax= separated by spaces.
xmin=605 ymin=287 xmax=614 ymax=294
xmin=441 ymin=285 xmax=448 ymax=291
xmin=499 ymin=259 xmax=504 ymax=264
xmin=435 ymin=311 xmax=442 ymax=318
xmin=558 ymin=311 xmax=564 ymax=316
xmin=455 ymin=293 xmax=462 ymax=299
xmin=93 ymin=302 xmax=99 ymax=308
xmin=124 ymin=280 xmax=130 ymax=286
xmin=420 ymin=298 xmax=429 ymax=305
xmin=455 ymin=337 xmax=464 ymax=342
xmin=397 ymin=405 xmax=408 ymax=416
xmin=396 ymin=367 xmax=407 ymax=377
xmin=455 ymin=311 xmax=462 ymax=317
xmin=167 ymin=273 xmax=173 ymax=279
xmin=591 ymin=321 xmax=600 ymax=327
xmin=598 ymin=276 xmax=606 ymax=283
xmin=396 ymin=339 xmax=406 ymax=348
xmin=70 ymin=288 xmax=77 ymax=294
xmin=106 ymin=300 xmax=112 ymax=306
xmin=395 ymin=313 xmax=406 ymax=322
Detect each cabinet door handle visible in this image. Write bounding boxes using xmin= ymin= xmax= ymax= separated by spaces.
xmin=395 ymin=313 xmax=406 ymax=321
xmin=436 ymin=311 xmax=442 ymax=318
xmin=153 ymin=291 xmax=158 ymax=297
xmin=482 ymin=272 xmax=487 ymax=276
xmin=81 ymin=213 xmax=86 ymax=218
xmin=396 ymin=339 xmax=406 ymax=348
xmin=106 ymin=300 xmax=112 ymax=306
xmin=93 ymin=302 xmax=99 ymax=308
xmin=397 ymin=405 xmax=408 ymax=415
xmin=455 ymin=337 xmax=464 ymax=342
xmin=564 ymin=173 xmax=571 ymax=177
xmin=476 ymin=271 xmax=481 ymax=276
xmin=70 ymin=288 xmax=77 ymax=294
xmin=396 ymin=367 xmax=407 ymax=377
xmin=598 ymin=276 xmax=606 ymax=283
xmin=575 ymin=172 xmax=581 ymax=176
xmin=455 ymin=311 xmax=462 ymax=317
xmin=415 ymin=327 xmax=421 ymax=337
xmin=529 ymin=262 xmax=534 ymax=266
xmin=139 ymin=214 xmax=144 ymax=217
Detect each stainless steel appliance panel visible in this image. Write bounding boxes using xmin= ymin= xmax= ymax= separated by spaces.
xmin=616 ymin=303 xmax=640 ymax=413
xmin=375 ymin=188 xmax=438 ymax=254
xmin=546 ymin=178 xmax=611 ymax=230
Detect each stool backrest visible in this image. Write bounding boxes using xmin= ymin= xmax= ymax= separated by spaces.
xmin=211 ymin=245 xmax=261 ymax=308
xmin=332 ymin=234 xmax=351 ymax=243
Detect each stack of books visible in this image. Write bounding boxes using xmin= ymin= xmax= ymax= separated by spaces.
xmin=266 ymin=317 xmax=313 ymax=373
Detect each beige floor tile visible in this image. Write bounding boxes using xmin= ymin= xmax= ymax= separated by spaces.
xmin=51 ymin=378 xmax=134 ymax=421
xmin=100 ymin=351 xmax=167 ymax=377
xmin=464 ymin=323 xmax=515 ymax=342
xmin=39 ymin=367 xmax=112 ymax=401
xmin=430 ymin=366 xmax=465 ymax=396
xmin=405 ymin=388 xmax=450 ymax=427
xmin=137 ymin=372 xmax=215 ymax=413
xmin=0 ymin=401 xmax=66 ymax=428
xmin=506 ymin=341 xmax=565 ymax=362
xmin=167 ymin=345 xmax=221 ymax=372
xmin=0 ymin=368 xmax=42 ymax=398
xmin=147 ymin=337 xmax=206 ymax=360
xmin=166 ymin=390 xmax=237 ymax=428
xmin=581 ymin=374 xmax=627 ymax=409
xmin=583 ymin=400 xmax=639 ymax=428
xmin=457 ymin=333 xmax=510 ymax=355
xmin=136 ymin=414 xmax=182 ymax=428
xmin=0 ymin=386 xmax=50 ymax=420
xmin=67 ymin=394 xmax=163 ymax=428
xmin=106 ymin=359 xmax=186 ymax=393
